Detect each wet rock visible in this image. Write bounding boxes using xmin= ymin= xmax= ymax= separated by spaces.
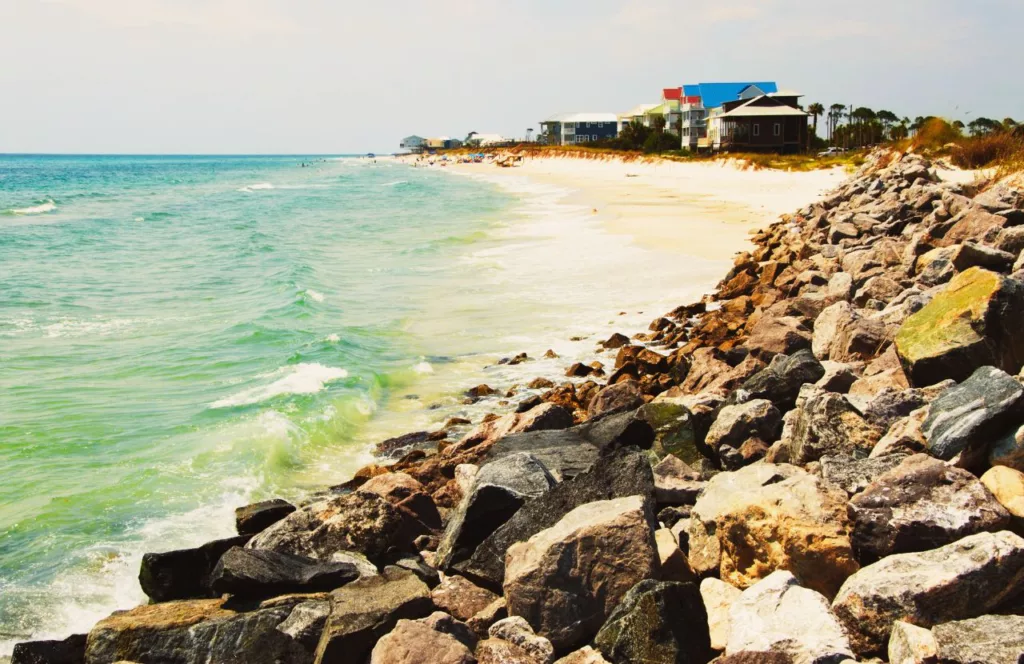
xmin=10 ymin=634 xmax=85 ymax=664
xmin=931 ymin=614 xmax=1024 ymax=664
xmin=586 ymin=380 xmax=644 ymax=418
xmin=87 ymin=596 xmax=326 ymax=664
xmin=374 ymin=431 xmax=434 ymax=458
xmin=455 ymin=449 xmax=653 ymax=589
xmin=705 ymin=399 xmax=782 ymax=453
xmin=370 ymin=613 xmax=476 ymax=664
xmin=601 ymin=332 xmax=631 ymax=349
xmin=819 ymin=453 xmax=908 ymax=495
xmin=593 ymin=580 xmax=712 ymax=664
xmin=726 ymin=571 xmax=854 ymax=664
xmin=236 ymin=499 xmax=297 ymax=536
xmin=922 ymin=365 xmax=1024 ymax=461
xmin=700 ymin=578 xmax=742 ymax=651
xmin=314 ymin=566 xmax=434 ymax=664
xmin=504 ymin=495 xmax=658 ymax=652
xmin=688 ymin=463 xmax=858 ymax=598
xmin=529 ymin=377 xmax=556 ymax=390
xmin=209 ymin=547 xmax=360 ymax=599
xmin=430 ymin=574 xmax=500 ymax=622
xmin=736 ymin=349 xmax=826 ymax=411
xmin=895 ymin=267 xmax=1024 ymax=385
xmin=247 ymin=491 xmax=418 ymax=564
xmin=138 ymin=535 xmax=251 ymax=603
xmin=887 ymin=621 xmax=937 ymax=664
xmin=848 ymin=454 xmax=1010 ymax=562
xmin=435 ymin=453 xmax=556 ymax=571
xmin=777 ymin=386 xmax=882 ymax=464
xmin=832 ymin=531 xmax=1024 ymax=656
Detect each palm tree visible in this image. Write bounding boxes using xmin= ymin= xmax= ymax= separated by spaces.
xmin=829 ymin=104 xmax=845 ymax=144
xmin=876 ymin=110 xmax=899 ymax=140
xmin=807 ymin=103 xmax=824 ymax=141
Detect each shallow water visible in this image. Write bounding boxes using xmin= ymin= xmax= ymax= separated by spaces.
xmin=0 ymin=155 xmax=723 ymax=649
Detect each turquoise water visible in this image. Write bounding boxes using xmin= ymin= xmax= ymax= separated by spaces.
xmin=0 ymin=155 xmax=526 ymax=648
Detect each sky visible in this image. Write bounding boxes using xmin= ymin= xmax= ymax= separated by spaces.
xmin=1 ymin=0 xmax=1021 ymax=154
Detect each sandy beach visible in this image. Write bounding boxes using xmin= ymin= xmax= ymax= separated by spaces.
xmin=439 ymin=155 xmax=848 ymax=261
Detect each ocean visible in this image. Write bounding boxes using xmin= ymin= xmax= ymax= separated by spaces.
xmin=0 ymin=154 xmax=722 ymax=651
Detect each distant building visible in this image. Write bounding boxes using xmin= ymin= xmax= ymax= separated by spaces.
xmin=706 ymin=90 xmax=808 ymax=153
xmin=466 ymin=132 xmax=510 ymax=147
xmin=424 ymin=136 xmax=463 ymax=150
xmin=539 ymin=113 xmax=619 ymax=145
xmin=617 ymin=104 xmax=659 ymax=131
xmin=400 ymin=135 xmax=427 ymax=153
xmin=680 ymin=82 xmax=780 ymax=151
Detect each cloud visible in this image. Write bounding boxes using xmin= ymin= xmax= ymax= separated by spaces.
xmin=43 ymin=0 xmax=300 ymax=38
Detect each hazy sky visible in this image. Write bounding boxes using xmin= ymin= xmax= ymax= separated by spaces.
xmin=2 ymin=0 xmax=1021 ymax=154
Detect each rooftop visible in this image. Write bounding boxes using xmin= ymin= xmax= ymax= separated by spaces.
xmin=683 ymin=81 xmax=779 ymax=110
xmin=716 ymin=96 xmax=808 ymax=119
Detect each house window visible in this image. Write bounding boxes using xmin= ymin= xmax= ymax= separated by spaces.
xmin=774 ymin=123 xmax=782 ymax=136
xmin=597 ymin=122 xmax=603 ymax=128
xmin=585 ymin=122 xmax=591 ymax=128
xmin=752 ymin=124 xmax=760 ymax=137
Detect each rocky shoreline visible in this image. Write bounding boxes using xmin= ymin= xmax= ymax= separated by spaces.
xmin=13 ymin=150 xmax=1024 ymax=664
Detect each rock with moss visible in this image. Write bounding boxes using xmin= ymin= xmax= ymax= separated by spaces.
xmin=894 ymin=267 xmax=1024 ymax=386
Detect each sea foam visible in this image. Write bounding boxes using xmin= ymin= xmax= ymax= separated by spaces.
xmin=7 ymin=199 xmax=57 ymax=215
xmin=237 ymin=183 xmax=275 ymax=193
xmin=211 ymin=363 xmax=348 ymax=408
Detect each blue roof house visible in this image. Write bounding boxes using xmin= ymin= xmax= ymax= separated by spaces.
xmin=683 ymin=82 xmax=778 ymax=110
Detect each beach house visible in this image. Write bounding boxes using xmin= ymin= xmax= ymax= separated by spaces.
xmin=425 ymin=136 xmax=463 ymax=150
xmin=617 ymin=104 xmax=659 ymax=132
xmin=465 ymin=132 xmax=510 ymax=147
xmin=706 ymin=90 xmax=809 ymax=153
xmin=677 ymin=82 xmax=779 ymax=151
xmin=399 ymin=135 xmax=427 ymax=153
xmin=539 ymin=113 xmax=619 ymax=145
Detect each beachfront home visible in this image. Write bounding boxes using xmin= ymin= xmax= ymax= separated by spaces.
xmin=425 ymin=136 xmax=463 ymax=150
xmin=617 ymin=104 xmax=659 ymax=131
xmin=399 ymin=135 xmax=427 ymax=153
xmin=466 ymin=132 xmax=510 ymax=147
xmin=680 ymin=82 xmax=778 ymax=151
xmin=706 ymin=90 xmax=808 ymax=153
xmin=539 ymin=113 xmax=619 ymax=145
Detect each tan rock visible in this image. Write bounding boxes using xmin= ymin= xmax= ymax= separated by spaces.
xmin=553 ymin=646 xmax=610 ymax=663
xmin=431 ymin=574 xmax=500 ymax=622
xmin=370 ymin=617 xmax=476 ymax=664
xmin=700 ymin=577 xmax=742 ymax=651
xmin=888 ymin=621 xmax=937 ymax=664
xmin=655 ymin=528 xmax=694 ymax=582
xmin=981 ymin=465 xmax=1024 ymax=518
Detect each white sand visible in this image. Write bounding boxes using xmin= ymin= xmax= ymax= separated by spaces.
xmin=440 ymin=155 xmax=847 ymax=261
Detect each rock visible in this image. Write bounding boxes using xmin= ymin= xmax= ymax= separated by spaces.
xmin=209 ymin=547 xmax=360 ymax=599
xmin=981 ymin=465 xmax=1024 ymax=520
xmin=826 ymin=271 xmax=854 ymax=301
xmin=486 ymin=616 xmax=555 ymax=664
xmin=553 ymin=646 xmax=610 ymax=664
xmin=931 ymin=614 xmax=1024 ymax=664
xmin=816 ymin=361 xmax=861 ymax=394
xmin=601 ymin=333 xmax=631 ymax=349
xmin=436 ymin=453 xmax=556 ymax=571
xmin=361 ymin=472 xmax=443 ymax=532
xmin=247 ymin=490 xmax=418 ymax=564
xmin=726 ymin=571 xmax=854 ymax=664
xmin=848 ymin=454 xmax=1011 ymax=562
xmin=593 ymin=580 xmax=712 ymax=664
xmin=314 ymin=566 xmax=434 ymax=663
xmin=455 ymin=449 xmax=654 ymax=589
xmin=654 ymin=528 xmax=694 ymax=582
xmin=736 ymin=349 xmax=826 ymax=411
xmin=468 ymin=384 xmax=498 ymax=399
xmin=921 ymin=365 xmax=1024 ymax=461
xmin=516 ymin=403 xmax=575 ymax=433
xmin=586 ymin=380 xmax=644 ymax=418
xmin=430 ymin=574 xmax=500 ymax=622
xmin=700 ymin=578 xmax=742 ymax=651
xmin=706 ymin=399 xmax=783 ymax=452
xmin=374 ymin=431 xmax=434 ymax=458
xmin=887 ymin=621 xmax=937 ymax=664
xmin=466 ymin=598 xmax=508 ymax=638
xmin=86 ymin=596 xmax=326 ymax=664
xmin=636 ymin=398 xmax=701 ymax=463
xmin=688 ymin=463 xmax=858 ymax=598
xmin=813 ymin=302 xmax=891 ymax=364
xmin=819 ymin=453 xmax=908 ymax=495
xmin=832 ymin=531 xmax=1024 ymax=656
xmin=370 ymin=614 xmax=476 ymax=664
xmin=236 ymin=499 xmax=297 ymax=536
xmin=138 ymin=535 xmax=251 ymax=603
xmin=995 ymin=225 xmax=1024 ymax=255
xmin=389 ymin=553 xmax=440 ymax=589
xmin=715 ymin=653 xmax=793 ymax=664
xmin=777 ymin=386 xmax=882 ymax=464
xmin=860 ymin=386 xmax=929 ymax=430
xmin=941 ymin=206 xmax=1008 ymax=246
xmin=990 ymin=423 xmax=1024 ymax=471
xmin=871 ymin=408 xmax=929 ymax=458
xmin=503 ymin=495 xmax=659 ymax=653
xmin=10 ymin=634 xmax=85 ymax=664
xmin=745 ymin=315 xmax=813 ymax=358
xmin=529 ymin=377 xmax=556 ymax=390
xmin=854 ymin=275 xmax=905 ymax=307
xmin=652 ymin=455 xmax=704 ymax=506
xmin=895 ymin=267 xmax=1024 ymax=385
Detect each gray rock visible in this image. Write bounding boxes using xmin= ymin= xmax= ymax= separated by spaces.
xmin=922 ymin=365 xmax=1024 ymax=461
xmin=236 ymin=499 xmax=297 ymax=536
xmin=726 ymin=571 xmax=854 ymax=664
xmin=705 ymin=399 xmax=783 ymax=452
xmin=848 ymin=454 xmax=1011 ymax=562
xmin=777 ymin=386 xmax=882 ymax=464
xmin=436 ymin=453 xmax=556 ymax=571
xmin=209 ymin=546 xmax=360 ymax=599
xmin=819 ymin=453 xmax=908 ymax=495
xmin=138 ymin=535 xmax=251 ymax=603
xmin=990 ymin=423 xmax=1024 ymax=471
xmin=887 ymin=621 xmax=937 ymax=664
xmin=832 ymin=531 xmax=1024 ymax=656
xmin=735 ymin=350 xmax=826 ymax=411
xmin=454 ymin=448 xmax=653 ymax=589
xmin=652 ymin=455 xmax=704 ymax=506
xmin=504 ymin=495 xmax=659 ymax=653
xmin=861 ymin=386 xmax=929 ymax=430
xmin=593 ymin=580 xmax=713 ymax=664
xmin=932 ymin=614 xmax=1024 ymax=664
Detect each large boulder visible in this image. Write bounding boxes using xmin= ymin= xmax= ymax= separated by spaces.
xmin=831 ymin=530 xmax=1024 ymax=656
xmin=138 ymin=535 xmax=251 ymax=603
xmin=745 ymin=315 xmax=812 ymax=358
xmin=314 ymin=566 xmax=434 ymax=663
xmin=931 ymin=614 xmax=1024 ymax=664
xmin=700 ymin=578 xmax=742 ymax=652
xmin=208 ymin=547 xmax=360 ymax=599
xmin=593 ymin=580 xmax=713 ymax=664
xmin=651 ymin=455 xmax=704 ymax=506
xmin=10 ymin=634 xmax=85 ymax=664
xmin=587 ymin=380 xmax=644 ymax=418
xmin=635 ymin=398 xmax=701 ymax=463
xmin=848 ymin=454 xmax=1010 ymax=562
xmin=775 ymin=386 xmax=882 ymax=464
xmin=86 ymin=595 xmax=327 ymax=664
xmin=503 ymin=495 xmax=659 ymax=653
xmin=688 ymin=463 xmax=858 ymax=598
xmin=236 ymin=499 xmax=297 ymax=536
xmin=813 ymin=302 xmax=891 ymax=364
xmin=477 ymin=616 xmax=555 ymax=664
xmin=360 ymin=472 xmax=442 ymax=532
xmin=430 ymin=574 xmax=500 ymax=622
xmin=705 ymin=399 xmax=782 ymax=453
xmin=726 ymin=571 xmax=854 ymax=664
xmin=895 ymin=267 xmax=1024 ymax=385
xmin=247 ymin=491 xmax=419 ymax=563
xmin=734 ymin=349 xmax=826 ymax=411
xmin=819 ymin=453 xmax=908 ymax=495
xmin=436 ymin=453 xmax=556 ymax=571
xmin=369 ymin=613 xmax=477 ymax=664
xmin=921 ymin=365 xmax=1024 ymax=461
xmin=455 ymin=449 xmax=653 ymax=589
